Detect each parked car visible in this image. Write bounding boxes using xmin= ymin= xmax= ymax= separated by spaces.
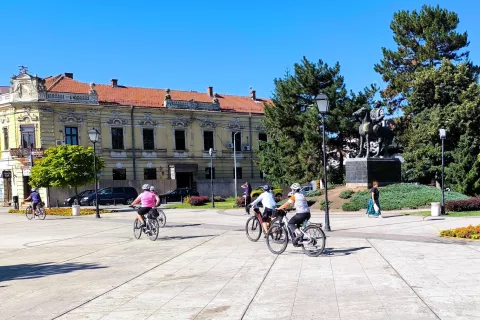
xmin=80 ymin=187 xmax=138 ymax=206
xmin=64 ymin=189 xmax=94 ymax=206
xmin=158 ymin=188 xmax=199 ymax=203
xmin=251 ymin=186 xmax=283 ymax=201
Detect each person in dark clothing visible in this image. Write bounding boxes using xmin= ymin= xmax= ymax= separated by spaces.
xmin=366 ymin=181 xmax=382 ymax=218
xmin=25 ymin=188 xmax=42 ymax=211
xmin=241 ymin=182 xmax=252 ymax=215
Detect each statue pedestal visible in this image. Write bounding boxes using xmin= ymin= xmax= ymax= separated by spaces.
xmin=345 ymin=158 xmax=401 ymax=188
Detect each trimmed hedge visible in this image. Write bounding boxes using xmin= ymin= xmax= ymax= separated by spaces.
xmin=339 ymin=190 xmax=355 ymax=199
xmin=319 ymin=199 xmax=332 ymax=211
xmin=446 ymin=198 xmax=480 ymax=212
xmin=236 ymin=196 xmax=246 ymax=207
xmin=440 ymin=225 xmax=480 ymax=239
xmin=342 ymin=183 xmax=469 ymax=211
xmin=8 ymin=208 xmax=113 ymax=216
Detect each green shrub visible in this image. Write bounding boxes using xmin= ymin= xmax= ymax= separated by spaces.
xmin=305 ymin=189 xmax=323 ymax=197
xmin=319 ymin=199 xmax=332 ymax=211
xmin=342 ymin=183 xmax=469 ymax=211
xmin=339 ymin=190 xmax=355 ymax=199
xmin=341 ymin=202 xmax=362 ymax=211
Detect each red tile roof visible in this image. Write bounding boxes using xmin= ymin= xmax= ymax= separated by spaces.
xmin=44 ymin=74 xmax=268 ymax=114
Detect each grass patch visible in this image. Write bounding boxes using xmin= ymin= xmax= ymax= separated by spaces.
xmin=408 ymin=211 xmax=480 ymax=217
xmin=165 ymin=198 xmax=238 ymax=209
xmin=440 ymin=225 xmax=480 ymax=239
xmin=9 ymin=208 xmax=113 ymax=216
xmin=342 ymin=184 xmax=468 ymax=211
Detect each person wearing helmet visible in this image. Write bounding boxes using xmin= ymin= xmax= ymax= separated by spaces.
xmin=248 ymin=184 xmax=276 ymax=234
xmin=278 ymin=182 xmax=311 ymax=245
xmin=25 ymin=187 xmax=42 ymax=212
xmin=130 ymin=184 xmax=160 ymax=227
xmin=149 ymin=185 xmax=157 ymax=195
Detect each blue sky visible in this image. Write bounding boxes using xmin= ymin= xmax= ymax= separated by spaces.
xmin=1 ymin=0 xmax=479 ymax=99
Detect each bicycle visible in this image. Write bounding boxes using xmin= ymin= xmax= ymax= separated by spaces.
xmin=131 ymin=206 xmax=160 ymax=241
xmin=155 ymin=208 xmax=167 ymax=228
xmin=26 ymin=202 xmax=46 ymax=220
xmin=245 ymin=207 xmax=271 ymax=242
xmin=266 ymin=209 xmax=326 ymax=257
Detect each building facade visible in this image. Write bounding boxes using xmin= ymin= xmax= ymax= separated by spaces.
xmin=0 ymin=69 xmax=270 ymax=205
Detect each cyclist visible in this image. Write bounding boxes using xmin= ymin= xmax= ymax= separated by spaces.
xmin=130 ymin=184 xmax=160 ymax=228
xmin=278 ymin=183 xmax=311 ymax=245
xmin=24 ymin=188 xmax=42 ymax=212
xmin=149 ymin=185 xmax=157 ymax=195
xmin=248 ymin=185 xmax=276 ymax=234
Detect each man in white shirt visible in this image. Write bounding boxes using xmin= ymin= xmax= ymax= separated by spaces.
xmin=248 ymin=185 xmax=277 ymax=234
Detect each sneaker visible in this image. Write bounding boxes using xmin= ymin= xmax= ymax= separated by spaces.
xmin=378 ymin=215 xmax=383 ymax=219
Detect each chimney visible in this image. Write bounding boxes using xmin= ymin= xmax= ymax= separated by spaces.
xmin=250 ymin=88 xmax=256 ymax=101
xmin=111 ymin=79 xmax=118 ymax=88
xmin=207 ymin=86 xmax=213 ymax=97
xmin=64 ymin=72 xmax=74 ymax=79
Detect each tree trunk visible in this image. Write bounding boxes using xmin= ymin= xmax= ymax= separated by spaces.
xmin=74 ymin=185 xmax=79 ymax=206
xmin=47 ymin=187 xmax=51 ymax=209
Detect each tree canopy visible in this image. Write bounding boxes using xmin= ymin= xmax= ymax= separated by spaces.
xmin=256 ymin=57 xmax=371 ymax=186
xmin=30 ymin=145 xmax=105 ymax=202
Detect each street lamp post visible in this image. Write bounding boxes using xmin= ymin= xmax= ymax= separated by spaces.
xmin=439 ymin=129 xmax=446 ymax=215
xmin=88 ymin=128 xmax=101 ymax=219
xmin=209 ymin=148 xmax=215 ymax=208
xmin=233 ymin=131 xmax=240 ymax=198
xmin=315 ymin=93 xmax=331 ymax=231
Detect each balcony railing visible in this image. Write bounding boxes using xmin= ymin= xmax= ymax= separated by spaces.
xmin=10 ymin=148 xmax=44 ymax=158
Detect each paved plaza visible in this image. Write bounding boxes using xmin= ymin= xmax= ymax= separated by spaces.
xmin=1 ymin=207 xmax=480 ymax=320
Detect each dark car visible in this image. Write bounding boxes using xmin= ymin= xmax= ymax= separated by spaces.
xmin=159 ymin=188 xmax=199 ymax=203
xmin=64 ymin=189 xmax=94 ymax=206
xmin=80 ymin=187 xmax=138 ymax=206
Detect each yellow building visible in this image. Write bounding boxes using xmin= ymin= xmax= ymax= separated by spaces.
xmin=0 ymin=69 xmax=270 ymax=206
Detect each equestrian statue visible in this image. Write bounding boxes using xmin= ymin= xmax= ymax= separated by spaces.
xmin=352 ymin=101 xmax=394 ymax=158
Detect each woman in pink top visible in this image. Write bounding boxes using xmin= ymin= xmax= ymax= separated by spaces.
xmin=131 ymin=184 xmax=160 ymax=227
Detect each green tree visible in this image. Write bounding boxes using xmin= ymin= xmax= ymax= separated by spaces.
xmin=401 ymin=60 xmax=480 ymax=193
xmin=375 ymin=5 xmax=470 ymax=112
xmin=256 ymin=57 xmax=365 ymax=186
xmin=30 ymin=145 xmax=105 ymax=204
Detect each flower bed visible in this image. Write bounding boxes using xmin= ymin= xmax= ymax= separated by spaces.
xmin=183 ymin=196 xmax=210 ymax=206
xmin=440 ymin=225 xmax=480 ymax=239
xmin=445 ymin=197 xmax=480 ymax=212
xmin=8 ymin=208 xmax=113 ymax=216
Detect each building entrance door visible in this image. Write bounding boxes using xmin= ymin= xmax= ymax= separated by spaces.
xmin=176 ymin=172 xmax=193 ymax=188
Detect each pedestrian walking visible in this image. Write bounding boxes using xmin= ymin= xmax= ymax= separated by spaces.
xmin=241 ymin=182 xmax=252 ymax=215
xmin=366 ymin=181 xmax=382 ymax=218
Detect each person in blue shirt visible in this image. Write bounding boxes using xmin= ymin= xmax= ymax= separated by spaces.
xmin=25 ymin=188 xmax=42 ymax=211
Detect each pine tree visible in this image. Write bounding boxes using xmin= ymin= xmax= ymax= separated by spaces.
xmin=256 ymin=57 xmax=361 ymax=186
xmin=375 ymin=5 xmax=470 ymax=111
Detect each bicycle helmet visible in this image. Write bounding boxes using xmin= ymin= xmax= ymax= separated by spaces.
xmin=31 ymin=188 xmax=37 ymax=192
xmin=142 ymin=184 xmax=150 ymax=190
xmin=149 ymin=186 xmax=155 ymax=191
xmin=262 ymin=184 xmax=269 ymax=191
xmin=290 ymin=183 xmax=301 ymax=191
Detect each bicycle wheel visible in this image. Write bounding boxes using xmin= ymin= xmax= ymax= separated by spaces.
xmin=301 ymin=225 xmax=326 ymax=257
xmin=37 ymin=208 xmax=46 ymax=220
xmin=147 ymin=219 xmax=159 ymax=241
xmin=157 ymin=210 xmax=167 ymax=228
xmin=133 ymin=218 xmax=142 ymax=239
xmin=245 ymin=216 xmax=262 ymax=242
xmin=26 ymin=206 xmax=33 ymax=220
xmin=266 ymin=224 xmax=288 ymax=255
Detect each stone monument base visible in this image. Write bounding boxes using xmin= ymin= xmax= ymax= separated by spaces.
xmin=345 ymin=158 xmax=401 ymax=188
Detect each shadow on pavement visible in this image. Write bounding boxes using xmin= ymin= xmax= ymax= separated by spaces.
xmin=159 ymin=235 xmax=216 ymax=241
xmin=165 ymin=223 xmax=202 ymax=228
xmin=0 ymin=262 xmax=106 ymax=282
xmin=324 ymin=246 xmax=370 ymax=256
